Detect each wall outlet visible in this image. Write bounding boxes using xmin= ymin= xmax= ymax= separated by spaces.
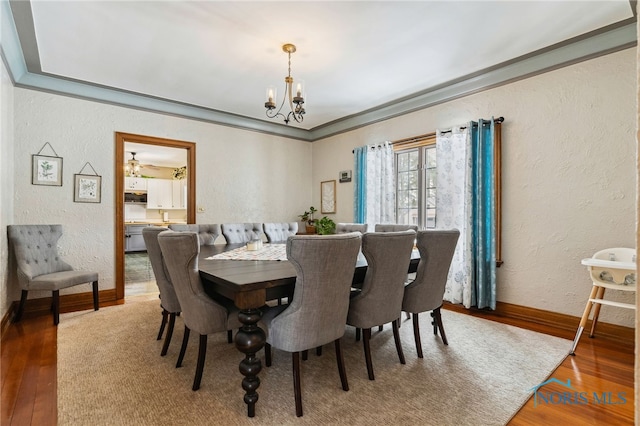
xmin=197 ymin=206 xmax=205 ymax=213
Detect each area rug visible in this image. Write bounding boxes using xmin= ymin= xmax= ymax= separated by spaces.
xmin=58 ymin=294 xmax=570 ymax=425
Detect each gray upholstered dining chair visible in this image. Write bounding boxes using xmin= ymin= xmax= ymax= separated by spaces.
xmin=142 ymin=226 xmax=181 ymax=356
xmin=346 ymin=230 xmax=416 ymax=380
xmin=168 ymin=224 xmax=221 ymax=245
xmin=335 ymin=223 xmax=368 ymax=234
xmin=402 ymin=229 xmax=459 ymax=357
xmin=374 ymin=224 xmax=419 ymax=232
xmin=157 ymin=230 xmax=242 ymax=391
xmin=221 ymin=223 xmax=264 ymax=244
xmin=262 ymin=232 xmax=362 ymax=417
xmin=7 ymin=224 xmax=99 ymax=325
xmin=263 ymin=222 xmax=298 ymax=243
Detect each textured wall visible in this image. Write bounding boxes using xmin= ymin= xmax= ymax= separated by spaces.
xmin=1 ymin=58 xmax=15 ymax=320
xmin=10 ymin=90 xmax=312 ymax=300
xmin=313 ymin=49 xmax=636 ymax=327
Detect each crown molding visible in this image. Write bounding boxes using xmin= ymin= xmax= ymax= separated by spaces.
xmin=1 ymin=0 xmax=636 ymax=142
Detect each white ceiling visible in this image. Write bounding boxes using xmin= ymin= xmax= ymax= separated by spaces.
xmin=124 ymin=142 xmax=187 ymax=169
xmin=4 ymin=1 xmax=636 ymax=140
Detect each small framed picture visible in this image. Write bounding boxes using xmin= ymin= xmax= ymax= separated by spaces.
xmin=32 ymin=154 xmax=63 ymax=186
xmin=74 ymin=174 xmax=102 ymax=203
xmin=339 ymin=170 xmax=352 ymax=183
xmin=321 ymin=180 xmax=336 ymax=214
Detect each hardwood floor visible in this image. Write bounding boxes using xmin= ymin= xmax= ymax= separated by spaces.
xmin=1 ymin=305 xmax=635 ymax=425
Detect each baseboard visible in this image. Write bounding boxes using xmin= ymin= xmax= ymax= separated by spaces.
xmin=5 ymin=288 xmax=119 ymax=322
xmin=443 ymin=300 xmax=635 ymax=347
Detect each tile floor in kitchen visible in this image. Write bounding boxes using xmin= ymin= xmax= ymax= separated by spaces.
xmin=125 ymin=252 xmax=158 ymax=296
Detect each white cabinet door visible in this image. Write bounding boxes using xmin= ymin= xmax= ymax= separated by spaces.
xmin=146 ymin=179 xmax=172 ymax=209
xmin=125 ymin=177 xmax=147 ymax=191
xmin=171 ymin=180 xmax=187 ymax=209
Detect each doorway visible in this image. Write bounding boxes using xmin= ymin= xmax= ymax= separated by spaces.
xmin=115 ymin=132 xmax=196 ymax=301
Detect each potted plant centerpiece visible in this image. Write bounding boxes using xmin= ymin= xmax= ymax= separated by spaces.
xmin=299 ymin=206 xmax=318 ymax=234
xmin=315 ymin=216 xmax=336 ymax=235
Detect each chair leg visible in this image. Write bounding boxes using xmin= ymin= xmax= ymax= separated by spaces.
xmin=265 ymin=343 xmax=272 ymax=367
xmin=362 ymin=328 xmax=374 ymax=380
xmin=227 ymin=329 xmax=233 ymax=344
xmin=302 ymin=350 xmax=308 ymax=361
xmin=52 ymin=290 xmax=60 ymax=326
xmin=192 ymin=334 xmax=207 ymax=391
xmin=412 ymin=313 xmax=423 ymax=358
xmin=432 ymin=307 xmax=448 ymax=345
xmin=92 ymin=280 xmax=99 ymax=311
xmin=589 ymin=287 xmax=606 ymax=338
xmin=161 ymin=313 xmax=176 ymax=356
xmin=157 ymin=309 xmax=169 ymax=340
xmin=378 ymin=325 xmax=383 ymax=332
xmin=292 ymin=352 xmax=303 ymax=417
xmin=334 ymin=339 xmax=349 ymax=391
xmin=13 ymin=290 xmax=28 ymax=323
xmin=355 ymin=327 xmax=361 ymax=341
xmin=569 ymin=285 xmax=599 ymax=355
xmin=392 ymin=319 xmax=405 ymax=365
xmin=405 ymin=311 xmax=411 ymax=320
xmin=176 ymin=326 xmax=190 ymax=368
xmin=316 ymin=346 xmax=322 ymax=356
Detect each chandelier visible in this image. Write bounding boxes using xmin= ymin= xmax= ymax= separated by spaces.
xmin=125 ymin=152 xmax=141 ymax=177
xmin=264 ymin=43 xmax=305 ymax=125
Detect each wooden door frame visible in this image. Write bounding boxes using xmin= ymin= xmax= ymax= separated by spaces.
xmin=115 ymin=132 xmax=196 ymax=300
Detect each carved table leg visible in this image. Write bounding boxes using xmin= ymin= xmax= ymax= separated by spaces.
xmin=235 ymin=308 xmax=265 ymax=417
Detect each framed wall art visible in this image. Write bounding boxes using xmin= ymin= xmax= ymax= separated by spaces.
xmin=321 ymin=180 xmax=336 ymax=214
xmin=74 ymin=162 xmax=102 ymax=203
xmin=32 ymin=142 xmax=63 ymax=186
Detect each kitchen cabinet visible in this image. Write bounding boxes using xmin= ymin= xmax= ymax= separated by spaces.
xmin=125 ymin=224 xmax=148 ymax=252
xmin=147 ymin=179 xmax=187 ymax=210
xmin=125 ymin=177 xmax=147 ymax=191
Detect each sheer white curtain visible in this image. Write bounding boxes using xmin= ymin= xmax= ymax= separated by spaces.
xmin=436 ymin=127 xmax=473 ymax=307
xmin=354 ymin=142 xmax=395 ymax=227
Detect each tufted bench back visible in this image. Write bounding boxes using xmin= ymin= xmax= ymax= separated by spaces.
xmin=263 ymin=222 xmax=298 ymax=243
xmin=7 ymin=224 xmax=73 ymax=283
xmin=168 ymin=224 xmax=220 ymax=246
xmin=221 ymin=223 xmax=264 ymax=244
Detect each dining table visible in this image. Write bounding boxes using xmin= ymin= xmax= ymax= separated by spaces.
xmin=198 ymin=242 xmax=420 ymax=418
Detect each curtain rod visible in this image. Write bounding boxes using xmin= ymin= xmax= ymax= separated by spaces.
xmin=438 ymin=116 xmax=504 ymax=134
xmin=351 ymin=116 xmax=504 ymax=153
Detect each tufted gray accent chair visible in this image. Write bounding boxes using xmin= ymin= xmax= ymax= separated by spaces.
xmin=168 ymin=224 xmax=221 ymax=245
xmin=157 ymin=230 xmax=242 ymax=391
xmin=374 ymin=224 xmax=419 ymax=233
xmin=263 ymin=222 xmax=298 ymax=243
xmin=336 ymin=223 xmax=368 ymax=234
xmin=7 ymin=224 xmax=99 ymax=325
xmin=142 ymin=226 xmax=182 ymax=357
xmin=221 ymin=223 xmax=264 ymax=244
xmin=402 ymin=229 xmax=459 ymax=357
xmin=346 ymin=230 xmax=416 ymax=380
xmin=261 ymin=232 xmax=362 ymax=417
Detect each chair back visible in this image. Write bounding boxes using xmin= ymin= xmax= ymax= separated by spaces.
xmin=142 ymin=227 xmax=181 ymax=313
xmin=402 ymin=229 xmax=460 ymax=313
xmin=347 ymin=230 xmax=416 ymax=328
xmin=221 ymin=223 xmax=264 ymax=244
xmin=168 ymin=224 xmax=220 ymax=245
xmin=157 ymin=230 xmax=231 ymax=335
xmin=374 ymin=224 xmax=418 ymax=233
xmin=336 ymin=223 xmax=368 ymax=234
xmin=263 ymin=222 xmax=298 ymax=243
xmin=7 ymin=225 xmax=73 ymax=286
xmin=267 ymin=233 xmax=362 ymax=352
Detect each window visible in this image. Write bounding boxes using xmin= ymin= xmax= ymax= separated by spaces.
xmin=394 ymin=133 xmax=437 ymax=229
xmin=395 ymin=144 xmax=437 ymax=229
